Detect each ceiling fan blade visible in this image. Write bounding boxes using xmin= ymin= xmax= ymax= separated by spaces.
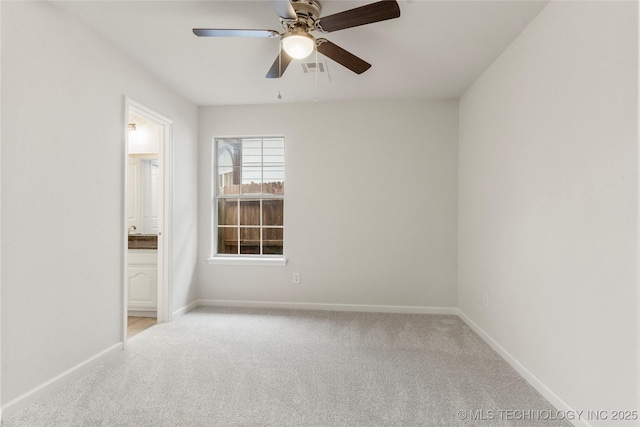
xmin=269 ymin=0 xmax=297 ymax=20
xmin=193 ymin=29 xmax=279 ymax=38
xmin=316 ymin=0 xmax=400 ymax=33
xmin=266 ymin=50 xmax=294 ymax=78
xmin=316 ymin=39 xmax=371 ymax=74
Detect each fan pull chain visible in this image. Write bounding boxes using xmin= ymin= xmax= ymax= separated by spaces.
xmin=314 ymin=47 xmax=318 ymax=104
xmin=277 ymin=38 xmax=283 ymax=100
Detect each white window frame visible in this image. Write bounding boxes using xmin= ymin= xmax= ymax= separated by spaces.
xmin=208 ymin=136 xmax=286 ymax=267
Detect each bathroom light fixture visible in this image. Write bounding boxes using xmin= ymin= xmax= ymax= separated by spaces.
xmin=128 ymin=123 xmax=137 ymax=132
xmin=282 ymin=28 xmax=315 ymax=59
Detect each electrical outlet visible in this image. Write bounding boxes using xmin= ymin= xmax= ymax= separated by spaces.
xmin=483 ymin=291 xmax=489 ymax=308
xmin=293 ymin=273 xmax=301 ymax=284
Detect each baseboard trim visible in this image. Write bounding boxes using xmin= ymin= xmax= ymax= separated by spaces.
xmin=1 ymin=342 xmax=123 ymax=421
xmin=128 ymin=310 xmax=156 ymax=318
xmin=173 ymin=300 xmax=199 ymax=319
xmin=197 ymin=299 xmax=458 ymax=315
xmin=456 ymin=309 xmax=591 ymax=427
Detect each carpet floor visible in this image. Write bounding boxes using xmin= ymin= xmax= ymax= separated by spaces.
xmin=2 ymin=307 xmax=570 ymax=426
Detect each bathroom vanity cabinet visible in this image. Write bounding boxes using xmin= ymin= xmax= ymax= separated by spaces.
xmin=127 ymin=249 xmax=157 ymax=314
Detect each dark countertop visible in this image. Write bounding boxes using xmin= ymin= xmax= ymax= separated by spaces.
xmin=128 ymin=234 xmax=158 ymax=250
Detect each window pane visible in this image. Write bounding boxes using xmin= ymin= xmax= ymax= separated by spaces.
xmin=241 ymin=138 xmax=261 ymax=194
xmin=217 ymin=148 xmax=234 ymax=168
xmin=263 ymin=166 xmax=284 ymax=181
xmin=262 ymin=181 xmax=284 ymax=194
xmin=217 ymin=139 xmax=240 ymax=169
xmin=217 ymin=227 xmax=238 ymax=254
xmin=241 ymin=165 xmax=262 ymax=194
xmin=242 ymin=138 xmax=261 ymax=157
xmin=263 ymin=138 xmax=284 ymax=167
xmin=217 ymin=139 xmax=241 ymax=195
xmin=217 ymin=199 xmax=237 ymax=226
xmin=218 ymin=167 xmax=241 ymax=195
xmin=239 ymin=200 xmax=260 ymax=225
xmin=263 ymin=166 xmax=284 ymax=194
xmin=240 ymin=228 xmax=260 ymax=254
xmin=262 ymin=200 xmax=283 ymax=226
xmin=263 ymin=228 xmax=283 ymax=255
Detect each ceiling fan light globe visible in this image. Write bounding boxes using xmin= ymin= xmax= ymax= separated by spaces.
xmin=282 ymin=33 xmax=315 ymax=59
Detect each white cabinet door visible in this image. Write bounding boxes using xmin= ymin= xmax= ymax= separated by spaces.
xmin=128 ymin=265 xmax=157 ymax=311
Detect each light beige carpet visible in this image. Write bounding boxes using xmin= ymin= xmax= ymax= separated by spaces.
xmin=2 ymin=307 xmax=570 ymax=426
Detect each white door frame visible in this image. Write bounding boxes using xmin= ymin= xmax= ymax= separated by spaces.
xmin=123 ymin=97 xmax=173 ymax=345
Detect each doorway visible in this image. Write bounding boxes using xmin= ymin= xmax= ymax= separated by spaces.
xmin=123 ymin=98 xmax=172 ymax=343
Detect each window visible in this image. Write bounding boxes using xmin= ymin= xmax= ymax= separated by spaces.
xmin=212 ymin=137 xmax=285 ymax=263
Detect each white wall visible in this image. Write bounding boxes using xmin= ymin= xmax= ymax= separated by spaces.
xmin=198 ymin=99 xmax=458 ymax=309
xmin=458 ymin=1 xmax=638 ymax=423
xmin=0 ymin=1 xmax=3 ymax=417
xmin=1 ymin=1 xmax=198 ymax=408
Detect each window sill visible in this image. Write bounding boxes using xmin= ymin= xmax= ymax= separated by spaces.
xmin=207 ymin=256 xmax=287 ymax=267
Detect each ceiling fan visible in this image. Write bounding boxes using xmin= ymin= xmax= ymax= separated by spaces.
xmin=193 ymin=0 xmax=400 ymax=78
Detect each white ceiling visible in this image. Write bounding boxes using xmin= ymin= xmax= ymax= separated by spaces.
xmin=51 ymin=0 xmax=548 ymax=106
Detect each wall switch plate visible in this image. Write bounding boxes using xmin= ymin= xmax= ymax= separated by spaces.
xmin=293 ymin=273 xmax=301 ymax=284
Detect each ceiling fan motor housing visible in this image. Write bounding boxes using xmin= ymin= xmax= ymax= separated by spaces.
xmin=291 ymin=0 xmax=321 ymax=21
xmin=280 ymin=0 xmax=322 ymax=34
